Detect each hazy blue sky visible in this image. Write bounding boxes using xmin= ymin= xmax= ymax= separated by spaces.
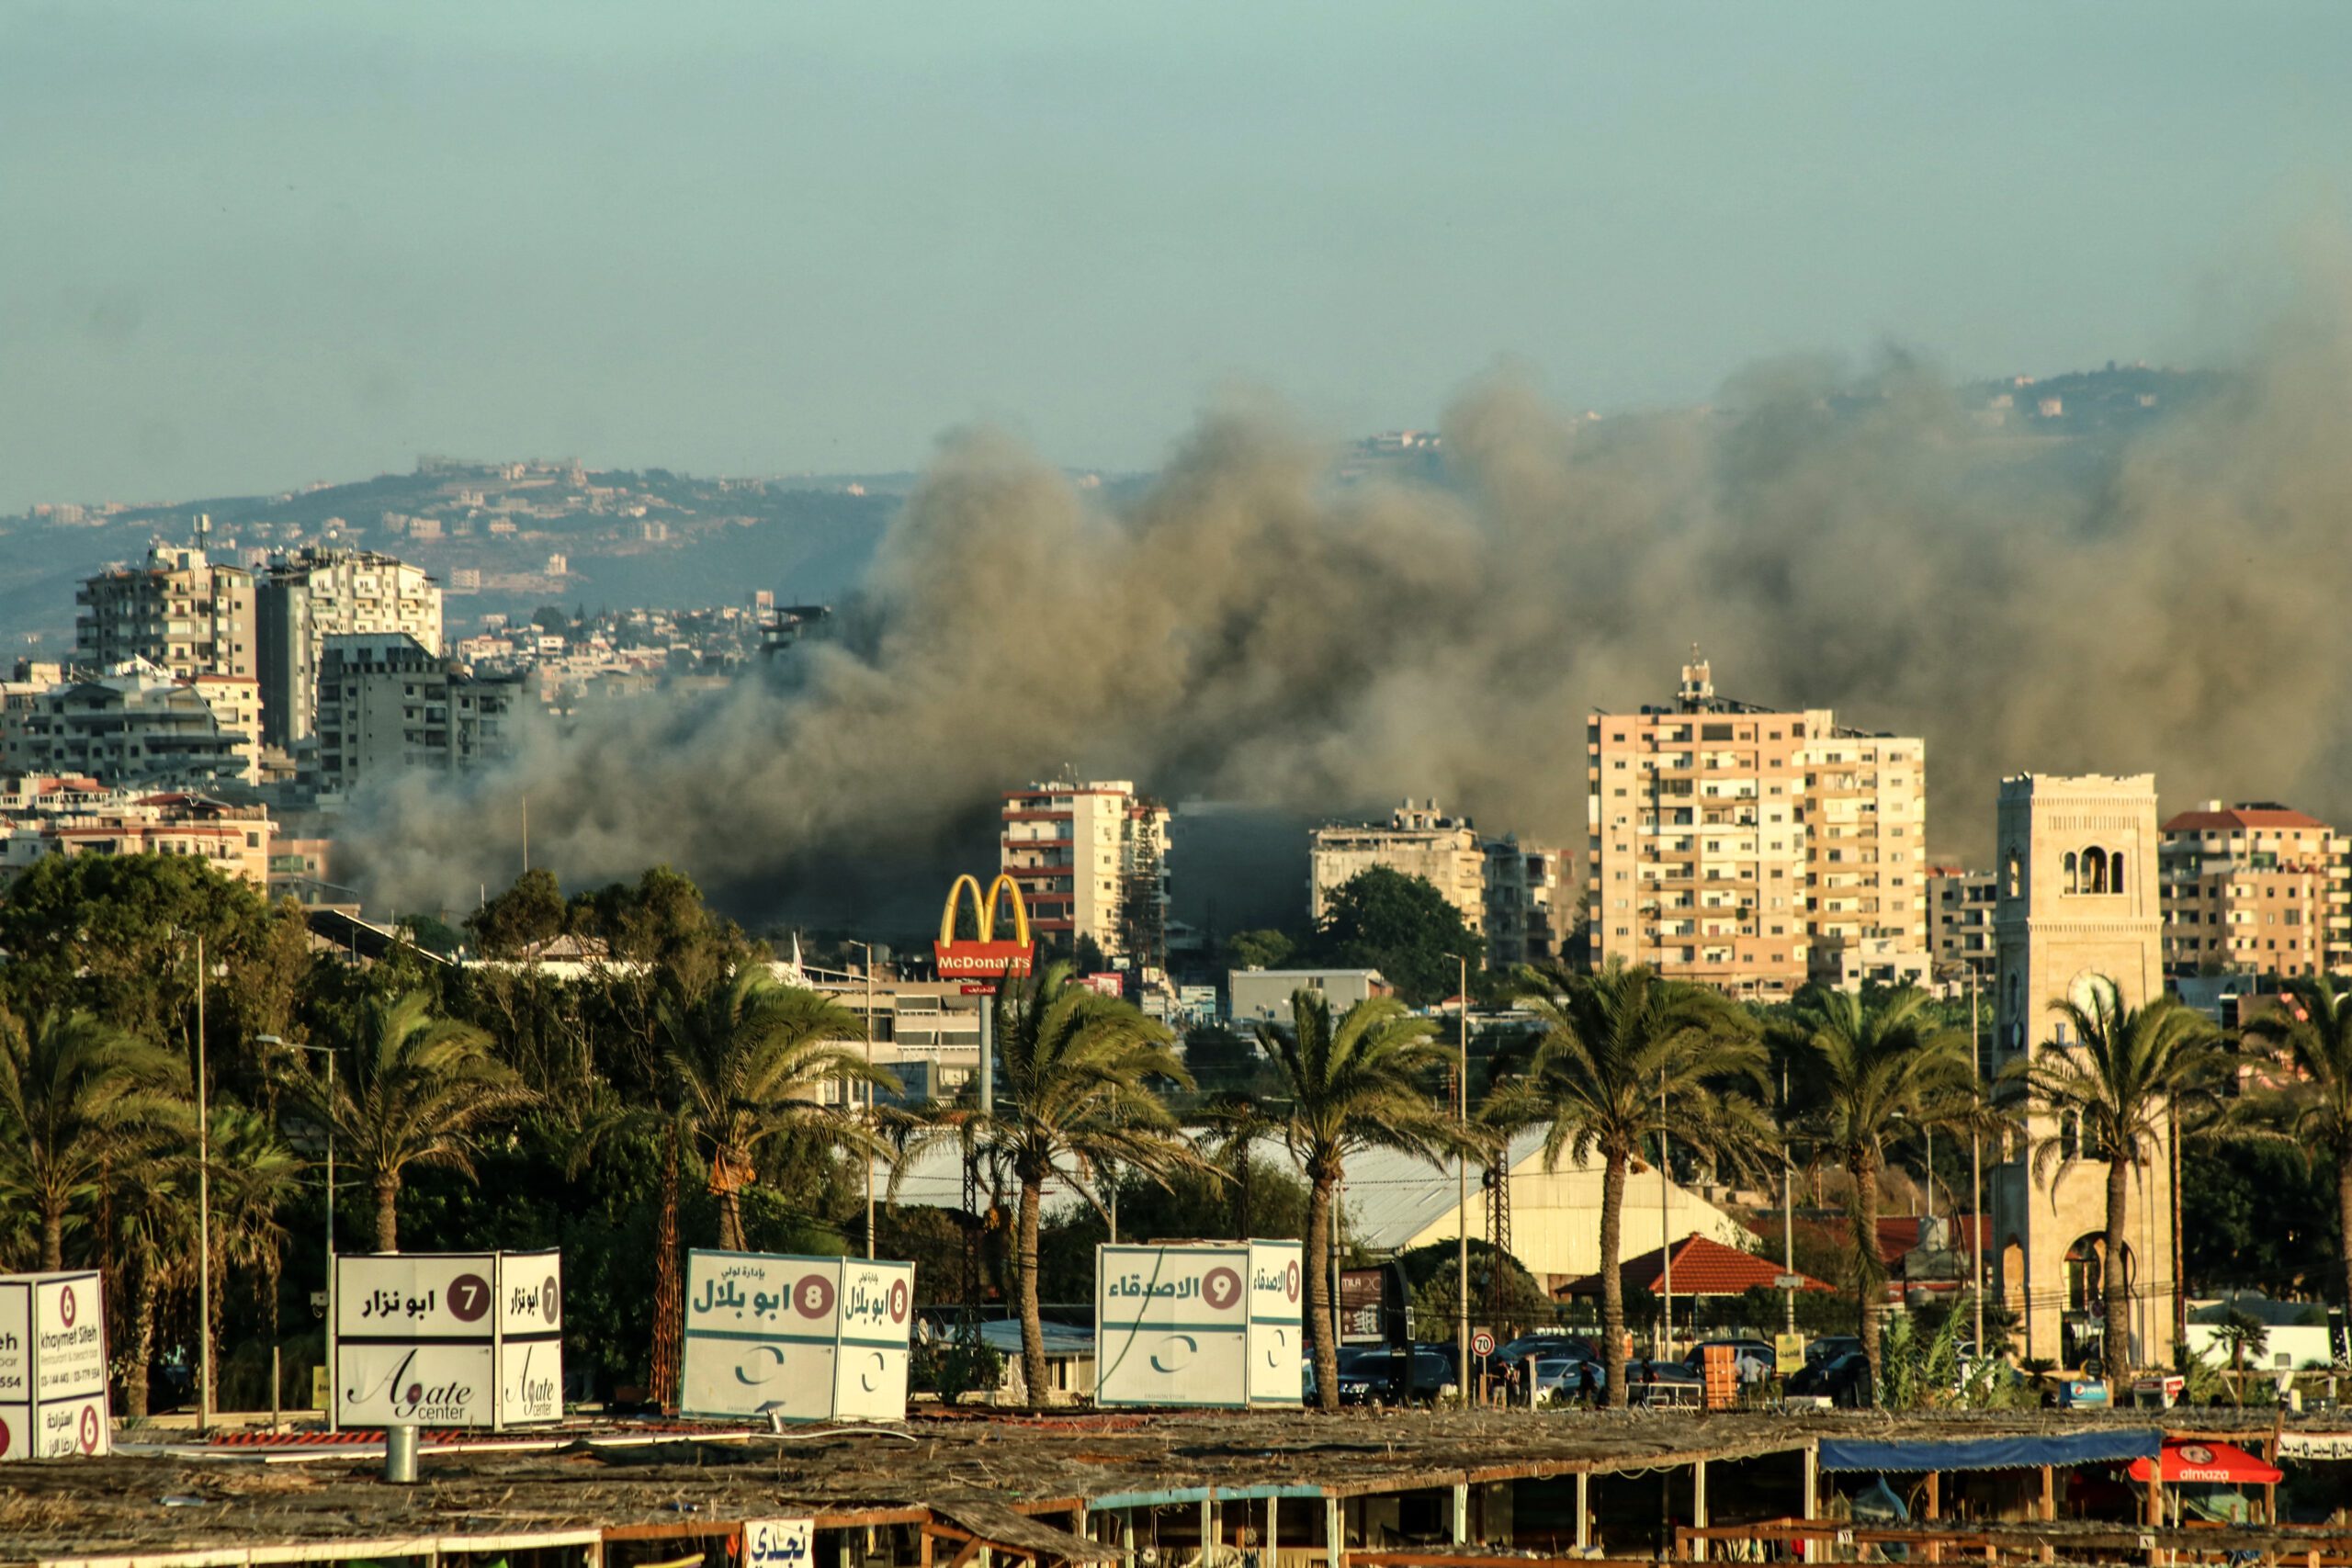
xmin=3 ymin=2 xmax=2346 ymax=511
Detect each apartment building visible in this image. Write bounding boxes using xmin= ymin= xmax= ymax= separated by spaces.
xmin=2158 ymin=801 xmax=2349 ymax=977
xmin=313 ymin=633 xmax=522 ymax=793
xmin=0 ymin=660 xmax=262 ymax=786
xmin=1483 ymin=836 xmax=1573 ymax=968
xmin=1586 ymin=656 xmax=1928 ymax=1000
xmin=256 ymin=547 xmax=443 ymax=748
xmin=999 ymin=780 xmax=1171 ymax=967
xmin=0 ymin=776 xmax=274 ymax=886
xmin=74 ymin=536 xmax=255 ymax=683
xmin=1926 ymin=864 xmax=1998 ymax=984
xmin=1310 ymin=801 xmax=1487 ymax=931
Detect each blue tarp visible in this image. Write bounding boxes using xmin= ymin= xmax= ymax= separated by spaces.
xmin=1818 ymin=1429 xmax=2163 ymax=1473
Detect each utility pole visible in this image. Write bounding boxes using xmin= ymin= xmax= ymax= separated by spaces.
xmin=196 ymin=933 xmax=211 ymax=1435
xmin=1970 ymin=966 xmax=1985 ymax=1357
xmin=1781 ymin=1058 xmax=1796 ymax=1337
xmin=1659 ymin=1064 xmax=1672 ymax=1359
xmin=851 ymin=940 xmax=876 ymax=1258
xmin=1456 ymin=955 xmax=1469 ymax=1391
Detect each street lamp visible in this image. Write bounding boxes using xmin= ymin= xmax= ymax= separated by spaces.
xmin=278 ymin=1038 xmax=352 ymax=1430
xmin=847 ymin=941 xmax=877 ymax=1259
xmin=1455 ymin=956 xmax=1468 ymax=1396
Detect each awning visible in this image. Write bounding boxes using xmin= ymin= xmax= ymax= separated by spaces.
xmin=1818 ymin=1429 xmax=2162 ymax=1473
xmin=2126 ymin=1440 xmax=2283 ymax=1486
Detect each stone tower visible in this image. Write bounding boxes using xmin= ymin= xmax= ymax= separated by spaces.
xmin=1990 ymin=773 xmax=2175 ymax=1369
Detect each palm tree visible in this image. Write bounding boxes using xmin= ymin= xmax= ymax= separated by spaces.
xmin=1496 ymin=962 xmax=1763 ymax=1407
xmin=2010 ymin=977 xmax=2223 ymax=1387
xmin=1259 ymin=991 xmax=1454 ymax=1412
xmin=291 ymin=989 xmax=528 ymax=1250
xmin=204 ymin=1100 xmax=302 ymax=1402
xmin=110 ymin=1147 xmax=196 ymax=1418
xmin=662 ymin=969 xmax=888 ymax=1251
xmin=0 ymin=1008 xmax=188 ymax=1269
xmin=2239 ymin=975 xmax=2352 ymax=1332
xmin=984 ymin=961 xmax=1196 ymax=1404
xmin=1775 ymin=985 xmax=1973 ymax=1397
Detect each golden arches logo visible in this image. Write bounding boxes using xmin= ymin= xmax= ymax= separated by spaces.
xmin=933 ymin=873 xmax=1035 ymax=980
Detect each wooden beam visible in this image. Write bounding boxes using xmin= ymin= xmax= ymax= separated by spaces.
xmin=1924 ymin=1472 xmax=1939 ymax=1522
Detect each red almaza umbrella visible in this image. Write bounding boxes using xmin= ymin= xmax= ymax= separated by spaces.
xmin=2126 ymin=1440 xmax=2283 ymax=1485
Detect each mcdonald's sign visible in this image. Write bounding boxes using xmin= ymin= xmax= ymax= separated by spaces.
xmin=933 ymin=873 xmax=1035 ymax=981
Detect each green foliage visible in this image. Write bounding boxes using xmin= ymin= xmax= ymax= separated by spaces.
xmin=1307 ymin=867 xmax=1482 ymax=1007
xmin=1224 ymin=929 xmax=1297 ymax=973
xmin=1400 ymin=1241 xmax=1556 ymax=1338
xmin=465 ymin=868 xmax=569 ymax=957
xmin=1181 ymin=1025 xmax=1271 ymax=1098
xmin=2182 ymin=1141 xmax=2342 ymax=1299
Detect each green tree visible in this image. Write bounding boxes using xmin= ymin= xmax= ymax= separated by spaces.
xmin=1775 ymin=985 xmax=1974 ymax=1396
xmin=984 ymin=961 xmax=1195 ymax=1404
xmin=1224 ymin=929 xmax=1297 ymax=973
xmin=2210 ymin=1306 xmax=2267 ymax=1404
xmin=2238 ymin=976 xmax=2352 ymax=1324
xmin=0 ymin=1008 xmax=189 ymax=1269
xmin=202 ymin=1100 xmax=302 ymax=1399
xmin=662 ymin=970 xmax=886 ymax=1251
xmin=1494 ymin=962 xmax=1763 ymax=1407
xmin=1258 ymin=991 xmax=1454 ymax=1410
xmin=1309 ymin=867 xmax=1482 ymax=1007
xmin=2008 ymin=977 xmax=2224 ymax=1387
xmin=291 ymin=990 xmax=530 ymax=1249
xmin=464 ymin=868 xmax=570 ymax=957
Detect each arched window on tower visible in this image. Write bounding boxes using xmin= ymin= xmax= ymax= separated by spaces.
xmin=2064 ymin=851 xmax=2079 ymax=894
xmin=2007 ymin=847 xmax=2021 ymax=898
xmin=2084 ymin=846 xmax=2109 ymax=895
xmin=2110 ymin=851 xmax=2125 ymax=896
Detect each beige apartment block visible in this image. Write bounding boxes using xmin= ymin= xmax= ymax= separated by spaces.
xmin=257 ymin=547 xmax=444 ymax=748
xmin=2158 ymin=801 xmax=2349 ymax=978
xmin=1989 ymin=772 xmax=2174 ymax=1370
xmin=1000 ymin=779 xmax=1171 ymax=967
xmin=74 ymin=538 xmax=255 ymax=683
xmin=1309 ymin=800 xmax=1487 ymax=934
xmin=1585 ymin=657 xmax=1928 ymax=1001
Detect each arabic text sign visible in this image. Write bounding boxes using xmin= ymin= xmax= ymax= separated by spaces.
xmin=1244 ymin=1239 xmax=1305 ymax=1408
xmin=1097 ymin=1242 xmax=1265 ymax=1408
xmin=0 ymin=1270 xmax=111 ymax=1461
xmin=681 ymin=1251 xmax=914 ymax=1423
xmin=744 ymin=1518 xmax=816 ymax=1568
xmin=334 ymin=1252 xmax=563 ymax=1428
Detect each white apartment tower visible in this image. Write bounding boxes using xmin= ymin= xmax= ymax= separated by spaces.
xmin=1989 ymin=772 xmax=2174 ymax=1368
xmin=257 ymin=547 xmax=443 ymax=749
xmin=1585 ymin=656 xmax=1928 ymax=1000
xmin=1000 ymin=780 xmax=1171 ymax=968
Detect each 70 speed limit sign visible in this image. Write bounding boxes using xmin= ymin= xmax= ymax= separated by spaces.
xmin=1471 ymin=1328 xmax=1496 ymax=1358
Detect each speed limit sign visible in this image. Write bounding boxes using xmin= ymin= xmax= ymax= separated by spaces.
xmin=1471 ymin=1327 xmax=1496 ymax=1358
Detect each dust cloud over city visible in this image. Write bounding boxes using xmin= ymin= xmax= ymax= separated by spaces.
xmin=345 ymin=286 xmax=2352 ymax=924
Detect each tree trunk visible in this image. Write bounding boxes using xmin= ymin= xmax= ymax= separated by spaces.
xmin=1019 ymin=1177 xmax=1046 ymax=1406
xmin=2339 ymin=1159 xmax=2352 ymax=1367
xmin=650 ymin=1122 xmax=683 ymax=1408
xmin=718 ymin=1188 xmax=743 ymax=1252
xmin=1304 ymin=1172 xmax=1339 ymax=1412
xmin=2104 ymin=1155 xmax=2133 ymax=1388
xmin=126 ymin=1262 xmax=159 ymax=1418
xmin=1855 ymin=1155 xmax=1883 ymax=1403
xmin=373 ymin=1176 xmax=400 ymax=1252
xmin=41 ymin=1203 xmax=63 ymax=1272
xmin=1599 ymin=1149 xmax=1628 ymax=1410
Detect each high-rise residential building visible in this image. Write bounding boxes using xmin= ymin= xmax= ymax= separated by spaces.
xmin=1310 ymin=801 xmax=1487 ymax=933
xmin=2157 ymin=801 xmax=2349 ymax=978
xmin=256 ymin=547 xmax=443 ymax=749
xmin=1989 ymin=772 xmax=2172 ymax=1366
xmin=0 ymin=660 xmax=261 ymax=786
xmin=1585 ymin=656 xmax=1928 ymax=1001
xmin=999 ymin=780 xmax=1171 ymax=967
xmin=74 ymin=536 xmax=255 ymax=683
xmin=313 ymin=633 xmax=521 ymax=793
xmin=1483 ymin=836 xmax=1573 ymax=969
xmin=1927 ymin=864 xmax=1998 ymax=985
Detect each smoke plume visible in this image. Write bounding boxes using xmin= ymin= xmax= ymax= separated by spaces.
xmin=346 ymin=289 xmax=2352 ymax=924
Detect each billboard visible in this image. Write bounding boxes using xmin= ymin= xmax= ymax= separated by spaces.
xmin=933 ymin=874 xmax=1035 ymax=982
xmin=1095 ymin=1240 xmax=1302 ymax=1408
xmin=681 ymin=1251 xmax=915 ymax=1423
xmin=0 ymin=1270 xmax=110 ymax=1460
xmin=334 ymin=1251 xmax=563 ymax=1429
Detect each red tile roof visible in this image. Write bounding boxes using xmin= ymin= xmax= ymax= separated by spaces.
xmin=2163 ymin=806 xmax=2327 ymax=833
xmin=1557 ymin=1233 xmax=1833 ymax=1298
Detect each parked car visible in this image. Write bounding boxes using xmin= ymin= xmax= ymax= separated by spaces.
xmin=1684 ymin=1337 xmax=1776 ymax=1384
xmin=1497 ymin=1332 xmax=1598 ymax=1371
xmin=1788 ymin=1349 xmax=1873 ymax=1406
xmin=1805 ymin=1335 xmax=1863 ymax=1367
xmin=1337 ymin=1345 xmax=1460 ymax=1406
xmin=1529 ymin=1355 xmax=1609 ymax=1404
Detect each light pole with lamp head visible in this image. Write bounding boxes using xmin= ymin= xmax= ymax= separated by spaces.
xmin=848 ymin=941 xmax=877 ymax=1258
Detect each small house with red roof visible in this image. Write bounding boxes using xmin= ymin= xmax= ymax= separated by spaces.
xmin=1555 ymin=1232 xmax=1833 ymax=1301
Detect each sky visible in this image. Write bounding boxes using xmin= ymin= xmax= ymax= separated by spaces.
xmin=3 ymin=2 xmax=2348 ymax=513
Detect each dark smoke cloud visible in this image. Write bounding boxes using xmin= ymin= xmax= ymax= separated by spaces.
xmin=346 ymin=292 xmax=2352 ymax=921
